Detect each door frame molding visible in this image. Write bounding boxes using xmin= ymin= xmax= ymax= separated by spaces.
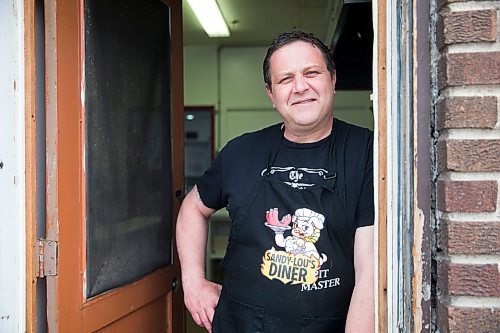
xmin=25 ymin=0 xmax=38 ymax=330
xmin=373 ymin=0 xmax=388 ymax=331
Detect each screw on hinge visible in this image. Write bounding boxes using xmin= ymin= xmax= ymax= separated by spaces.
xmin=172 ymin=278 xmax=179 ymax=292
xmin=0 ymin=161 xmax=4 ymax=169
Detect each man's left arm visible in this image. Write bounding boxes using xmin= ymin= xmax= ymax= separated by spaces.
xmin=345 ymin=225 xmax=374 ymax=332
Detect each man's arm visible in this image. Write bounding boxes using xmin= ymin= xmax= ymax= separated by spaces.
xmin=176 ymin=185 xmax=220 ymax=333
xmin=345 ymin=225 xmax=374 ymax=332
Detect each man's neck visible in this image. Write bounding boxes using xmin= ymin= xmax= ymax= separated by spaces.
xmin=283 ymin=117 xmax=334 ymax=143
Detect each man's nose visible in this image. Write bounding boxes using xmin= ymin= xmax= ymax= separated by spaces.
xmin=292 ymin=75 xmax=308 ymax=93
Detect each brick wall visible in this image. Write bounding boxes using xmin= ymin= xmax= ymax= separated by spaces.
xmin=434 ymin=1 xmax=500 ymax=332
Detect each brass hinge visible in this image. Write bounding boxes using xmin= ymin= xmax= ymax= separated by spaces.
xmin=36 ymin=239 xmax=58 ymax=278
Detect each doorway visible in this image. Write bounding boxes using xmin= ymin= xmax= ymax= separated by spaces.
xmin=18 ymin=0 xmax=432 ymax=331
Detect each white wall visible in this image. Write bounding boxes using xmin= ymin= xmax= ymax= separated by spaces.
xmin=183 ymin=45 xmax=219 ymax=106
xmin=220 ymin=47 xmax=280 ymax=148
xmin=0 ymin=0 xmax=26 ymax=331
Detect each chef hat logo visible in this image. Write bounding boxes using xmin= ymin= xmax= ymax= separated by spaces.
xmin=294 ymin=208 xmax=325 ymax=230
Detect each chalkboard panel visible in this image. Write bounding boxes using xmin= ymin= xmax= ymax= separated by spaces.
xmin=84 ymin=0 xmax=172 ymax=297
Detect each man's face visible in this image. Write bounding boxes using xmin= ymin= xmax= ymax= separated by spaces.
xmin=265 ymin=41 xmax=336 ymax=135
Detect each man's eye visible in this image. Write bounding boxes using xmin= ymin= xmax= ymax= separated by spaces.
xmin=305 ymin=71 xmax=319 ymax=77
xmin=278 ymin=76 xmax=292 ymax=84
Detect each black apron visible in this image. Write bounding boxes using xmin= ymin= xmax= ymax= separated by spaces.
xmin=212 ymin=121 xmax=355 ymax=333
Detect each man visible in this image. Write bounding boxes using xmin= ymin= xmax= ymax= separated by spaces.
xmin=176 ymin=31 xmax=374 ymax=333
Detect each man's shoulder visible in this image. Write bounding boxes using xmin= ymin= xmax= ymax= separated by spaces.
xmin=335 ymin=119 xmax=373 ymax=138
xmin=222 ymin=123 xmax=282 ymax=154
xmin=335 ymin=119 xmax=373 ymax=150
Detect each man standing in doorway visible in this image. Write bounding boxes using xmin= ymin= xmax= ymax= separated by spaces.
xmin=176 ymin=31 xmax=374 ymax=332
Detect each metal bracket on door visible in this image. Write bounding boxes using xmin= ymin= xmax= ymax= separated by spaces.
xmin=36 ymin=239 xmax=58 ymax=277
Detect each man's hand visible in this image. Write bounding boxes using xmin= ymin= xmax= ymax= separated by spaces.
xmin=176 ymin=186 xmax=218 ymax=332
xmin=183 ymin=277 xmax=222 ymax=333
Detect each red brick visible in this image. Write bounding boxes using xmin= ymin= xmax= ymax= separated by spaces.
xmin=439 ymin=52 xmax=500 ymax=89
xmin=436 ymin=299 xmax=500 ymax=333
xmin=436 ymin=96 xmax=497 ymax=130
xmin=439 ymin=220 xmax=500 ymax=255
xmin=439 ymin=139 xmax=500 ymax=172
xmin=438 ymin=10 xmax=497 ymax=48
xmin=438 ymin=0 xmax=495 ymax=9
xmin=438 ymin=260 xmax=500 ymax=297
xmin=449 ymin=263 xmax=500 ymax=297
xmin=437 ymin=180 xmax=497 ymax=213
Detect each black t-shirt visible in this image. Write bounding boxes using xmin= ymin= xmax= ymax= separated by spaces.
xmin=197 ymin=119 xmax=374 ymax=230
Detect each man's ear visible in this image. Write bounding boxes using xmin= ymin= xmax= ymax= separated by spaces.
xmin=265 ymin=83 xmax=272 ymax=97
xmin=265 ymin=84 xmax=275 ymax=108
xmin=331 ymin=72 xmax=337 ymax=88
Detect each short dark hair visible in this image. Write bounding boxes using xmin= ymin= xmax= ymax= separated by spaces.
xmin=263 ymin=30 xmax=336 ymax=88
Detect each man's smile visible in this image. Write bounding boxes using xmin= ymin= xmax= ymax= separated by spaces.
xmin=291 ymin=98 xmax=316 ymax=105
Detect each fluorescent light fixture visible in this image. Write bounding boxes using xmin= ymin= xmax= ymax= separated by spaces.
xmin=186 ymin=0 xmax=230 ymax=37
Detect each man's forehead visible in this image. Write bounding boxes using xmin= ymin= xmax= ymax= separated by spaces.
xmin=269 ymin=42 xmax=326 ymax=72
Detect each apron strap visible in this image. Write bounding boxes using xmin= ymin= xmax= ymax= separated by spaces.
xmin=329 ymin=119 xmax=348 ymax=207
xmin=320 ymin=119 xmax=338 ymax=192
xmin=265 ymin=124 xmax=285 ymax=174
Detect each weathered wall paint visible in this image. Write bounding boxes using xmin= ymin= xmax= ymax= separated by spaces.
xmin=0 ymin=0 xmax=26 ymax=331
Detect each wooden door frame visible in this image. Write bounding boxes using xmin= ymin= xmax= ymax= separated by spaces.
xmin=374 ymin=0 xmax=432 ymax=332
xmin=25 ymin=0 xmax=38 ymax=331
xmin=374 ymin=0 xmax=388 ymax=331
xmin=24 ymin=0 xmax=185 ymax=331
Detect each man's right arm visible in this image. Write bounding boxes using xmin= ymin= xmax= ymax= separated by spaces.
xmin=176 ymin=185 xmax=220 ymax=333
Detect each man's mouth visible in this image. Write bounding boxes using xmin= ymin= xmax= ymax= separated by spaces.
xmin=291 ymin=98 xmax=316 ymax=105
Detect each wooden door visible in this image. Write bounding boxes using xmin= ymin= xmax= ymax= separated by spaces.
xmin=44 ymin=0 xmax=184 ymax=331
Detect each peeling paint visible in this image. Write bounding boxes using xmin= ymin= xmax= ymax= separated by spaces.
xmin=412 ymin=207 xmax=425 ymax=333
xmin=82 ymin=270 xmax=87 ymax=299
xmin=423 ymin=281 xmax=431 ymax=302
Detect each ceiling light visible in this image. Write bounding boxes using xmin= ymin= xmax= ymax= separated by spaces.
xmin=186 ymin=0 xmax=230 ymax=37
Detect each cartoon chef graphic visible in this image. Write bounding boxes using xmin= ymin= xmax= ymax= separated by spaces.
xmin=265 ymin=207 xmax=328 ymax=266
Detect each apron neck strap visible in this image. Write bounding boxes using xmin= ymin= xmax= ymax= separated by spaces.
xmin=265 ymin=125 xmax=285 ymax=175
xmin=322 ymin=121 xmax=338 ymax=191
xmin=265 ymin=120 xmax=339 ymax=175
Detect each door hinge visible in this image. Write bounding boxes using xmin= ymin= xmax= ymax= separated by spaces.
xmin=36 ymin=239 xmax=58 ymax=278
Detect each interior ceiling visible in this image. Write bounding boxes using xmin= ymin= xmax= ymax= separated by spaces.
xmin=182 ymin=0 xmax=373 ymax=90
xmin=182 ymin=0 xmax=332 ymax=47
